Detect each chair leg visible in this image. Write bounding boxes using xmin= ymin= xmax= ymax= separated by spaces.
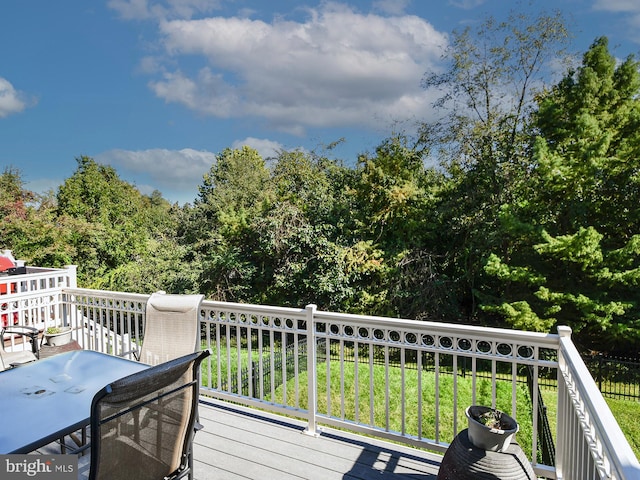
xmin=59 ymin=426 xmax=88 ymax=454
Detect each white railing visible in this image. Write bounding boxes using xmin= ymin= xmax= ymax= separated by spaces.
xmin=4 ymin=281 xmax=640 ymax=479
xmin=557 ymin=327 xmax=640 ymax=480
xmin=1 ymin=266 xmax=77 ymax=352
xmin=198 ymin=300 xmax=561 ymax=478
xmin=61 ymin=288 xmax=147 ymax=353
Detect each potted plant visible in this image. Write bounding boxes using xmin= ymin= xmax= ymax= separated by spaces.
xmin=465 ymin=405 xmax=519 ymax=452
xmin=43 ymin=326 xmax=72 ymax=346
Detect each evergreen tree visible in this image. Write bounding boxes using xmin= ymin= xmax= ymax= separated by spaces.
xmin=484 ymin=38 xmax=640 ymax=351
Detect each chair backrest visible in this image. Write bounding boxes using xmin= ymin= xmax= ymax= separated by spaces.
xmin=88 ymin=350 xmax=210 ymax=480
xmin=139 ymin=292 xmax=204 ymax=366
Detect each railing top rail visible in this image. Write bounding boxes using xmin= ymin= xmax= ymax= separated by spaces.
xmin=1 ymin=268 xmax=72 ymax=282
xmin=314 ymin=309 xmax=561 ymax=349
xmin=22 ymin=267 xmax=69 ymax=274
xmin=559 ymin=330 xmax=640 ymax=477
xmin=202 ymin=299 xmax=307 ymax=319
xmin=63 ymin=287 xmax=149 ymax=303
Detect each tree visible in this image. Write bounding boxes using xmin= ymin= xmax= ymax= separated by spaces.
xmin=183 ymin=146 xmax=269 ymax=300
xmin=533 ymin=37 xmax=640 ymax=241
xmin=0 ymin=167 xmax=33 ymax=224
xmin=242 ymin=149 xmax=355 ymax=310
xmin=421 ymin=9 xmax=571 ymax=319
xmin=483 ymin=38 xmax=640 ymax=351
xmin=351 ymin=136 xmax=432 ymax=252
xmin=0 ymin=169 xmax=79 ymax=267
xmin=194 ymin=146 xmax=270 ymax=237
xmin=348 ymin=135 xmax=449 ymax=317
xmin=56 ymin=156 xmax=157 ymax=285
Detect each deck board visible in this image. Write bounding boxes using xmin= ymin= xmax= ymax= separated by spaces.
xmin=33 ymin=398 xmax=441 ymax=479
xmin=193 ymin=399 xmax=441 ymax=480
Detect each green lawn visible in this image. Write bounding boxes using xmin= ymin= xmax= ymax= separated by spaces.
xmin=606 ymin=397 xmax=640 ymax=460
xmin=200 ymin=348 xmax=640 ymax=463
xmin=272 ymin=361 xmax=538 ymax=459
xmin=199 ymin=344 xmax=265 ymax=389
xmin=533 ymin=387 xmax=640 ymax=462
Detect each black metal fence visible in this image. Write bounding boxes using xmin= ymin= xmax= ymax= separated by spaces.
xmin=525 ymin=365 xmax=556 ymax=466
xmin=217 ymin=329 xmax=640 ymax=404
xmin=582 ymin=353 xmax=640 ymax=401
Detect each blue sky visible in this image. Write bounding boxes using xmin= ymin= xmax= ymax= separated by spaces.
xmin=1 ymin=0 xmax=639 ymax=204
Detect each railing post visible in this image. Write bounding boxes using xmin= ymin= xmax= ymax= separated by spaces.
xmin=65 ymin=265 xmax=78 ymax=288
xmin=304 ymin=304 xmax=319 ymax=436
xmin=61 ymin=266 xmax=78 ymax=330
xmin=556 ymin=326 xmax=571 ymax=480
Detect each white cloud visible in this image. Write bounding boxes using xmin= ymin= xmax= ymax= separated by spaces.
xmin=96 ymin=148 xmax=216 ymax=190
xmin=593 ymin=0 xmax=640 ymax=13
xmin=592 ymin=0 xmax=640 ymax=39
xmin=231 ymin=137 xmax=283 ymax=160
xmin=447 ymin=0 xmax=485 ymax=10
xmin=108 ymin=0 xmax=223 ymax=20
xmin=144 ymin=3 xmax=448 ymax=135
xmin=0 ymin=78 xmax=29 ymax=118
xmin=373 ymin=0 xmax=411 ymax=16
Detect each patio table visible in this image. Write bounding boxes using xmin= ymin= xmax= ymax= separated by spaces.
xmin=0 ymin=350 xmax=148 ymax=453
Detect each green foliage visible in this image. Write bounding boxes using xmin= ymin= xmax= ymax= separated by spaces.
xmin=483 ymin=38 xmax=640 ymax=351
xmin=533 ymin=37 xmax=640 ymax=240
xmin=486 ymin=228 xmax=640 ymax=348
xmin=421 ymin=9 xmax=571 ymax=320
xmin=195 ymin=146 xmax=269 ymax=239
xmin=5 ymin=12 xmax=640 ymax=354
xmin=182 ymin=146 xmax=270 ymax=301
xmin=56 ymin=156 xmax=156 ymax=283
xmin=351 ymin=136 xmax=432 ymax=252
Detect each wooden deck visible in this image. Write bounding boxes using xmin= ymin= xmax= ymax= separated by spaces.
xmin=193 ymin=399 xmax=442 ymax=480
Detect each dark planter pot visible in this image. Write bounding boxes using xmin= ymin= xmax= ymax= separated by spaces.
xmin=466 ymin=405 xmax=519 ymax=453
xmin=437 ymin=429 xmax=536 ymax=480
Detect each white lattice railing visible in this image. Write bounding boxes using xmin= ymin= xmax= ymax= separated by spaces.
xmin=1 ymin=266 xmax=77 ymax=351
xmin=3 ymin=271 xmax=640 ymax=479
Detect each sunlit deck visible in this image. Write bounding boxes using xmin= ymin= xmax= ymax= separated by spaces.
xmin=193 ymin=398 xmax=441 ymax=479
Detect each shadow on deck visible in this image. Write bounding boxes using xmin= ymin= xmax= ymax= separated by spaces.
xmin=194 ymin=399 xmax=441 ymax=480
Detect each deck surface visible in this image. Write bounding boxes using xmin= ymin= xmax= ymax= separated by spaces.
xmin=193 ymin=399 xmax=441 ymax=480
xmin=35 ymin=398 xmax=442 ymax=479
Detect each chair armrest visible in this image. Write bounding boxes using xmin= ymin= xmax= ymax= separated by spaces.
xmin=2 ymin=325 xmax=40 ymax=356
xmin=2 ymin=325 xmax=39 ymax=336
xmin=118 ymin=349 xmax=140 ymax=361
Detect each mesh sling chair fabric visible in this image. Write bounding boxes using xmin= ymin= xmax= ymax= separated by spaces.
xmin=82 ymin=350 xmax=210 ymax=480
xmin=136 ymin=292 xmax=204 ymax=366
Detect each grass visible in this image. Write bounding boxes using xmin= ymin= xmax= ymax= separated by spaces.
xmin=199 ymin=346 xmax=640 ymax=463
xmin=199 ymin=344 xmax=265 ymax=389
xmin=271 ymin=361 xmax=538 ymax=459
xmin=606 ymin=397 xmax=640 ymax=460
xmin=537 ymin=387 xmax=640 ymax=462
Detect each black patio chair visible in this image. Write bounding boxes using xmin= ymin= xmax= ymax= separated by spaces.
xmin=79 ymin=350 xmax=210 ymax=480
